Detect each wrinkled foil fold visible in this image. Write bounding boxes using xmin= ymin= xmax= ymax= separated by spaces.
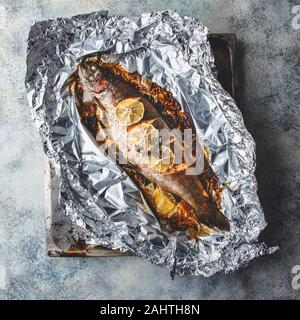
xmin=25 ymin=10 xmax=277 ymax=276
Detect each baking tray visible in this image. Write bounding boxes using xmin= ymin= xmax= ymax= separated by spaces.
xmin=45 ymin=33 xmax=238 ymax=257
xmin=209 ymin=33 xmax=238 ymax=100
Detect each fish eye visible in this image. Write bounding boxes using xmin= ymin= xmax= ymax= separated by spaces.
xmin=90 ymin=64 xmax=97 ymax=71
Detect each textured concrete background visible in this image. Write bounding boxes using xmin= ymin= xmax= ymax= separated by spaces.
xmin=0 ymin=0 xmax=299 ymax=299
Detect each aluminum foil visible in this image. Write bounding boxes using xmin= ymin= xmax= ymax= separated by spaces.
xmin=25 ymin=10 xmax=277 ymax=276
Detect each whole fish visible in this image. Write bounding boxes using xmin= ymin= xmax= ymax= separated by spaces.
xmin=71 ymin=55 xmax=230 ymax=237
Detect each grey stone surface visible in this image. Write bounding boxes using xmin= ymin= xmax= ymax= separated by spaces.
xmin=0 ymin=0 xmax=299 ymax=299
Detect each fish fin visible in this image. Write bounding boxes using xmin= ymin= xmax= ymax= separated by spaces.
xmin=214 ymin=211 xmax=230 ymax=231
xmin=199 ymin=207 xmax=230 ymax=232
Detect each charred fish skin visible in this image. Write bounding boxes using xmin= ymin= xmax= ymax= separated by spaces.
xmin=74 ymin=55 xmax=230 ymax=235
xmin=123 ymin=164 xmax=206 ymax=236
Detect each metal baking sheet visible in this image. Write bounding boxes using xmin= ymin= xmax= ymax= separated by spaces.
xmin=209 ymin=33 xmax=238 ymax=101
xmin=45 ymin=33 xmax=238 ymax=257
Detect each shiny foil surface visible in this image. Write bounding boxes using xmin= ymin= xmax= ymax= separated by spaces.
xmin=25 ymin=10 xmax=277 ymax=276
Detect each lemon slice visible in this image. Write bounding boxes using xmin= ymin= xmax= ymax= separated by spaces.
xmin=127 ymin=123 xmax=159 ymax=151
xmin=144 ymin=183 xmax=156 ymax=193
xmin=152 ymin=188 xmax=177 ymax=216
xmin=115 ymin=98 xmax=144 ymax=126
xmin=149 ymin=146 xmax=175 ymax=173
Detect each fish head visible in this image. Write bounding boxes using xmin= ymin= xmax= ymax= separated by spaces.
xmin=78 ymin=56 xmax=109 ymax=94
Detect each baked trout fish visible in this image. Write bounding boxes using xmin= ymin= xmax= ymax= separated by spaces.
xmin=68 ymin=54 xmax=230 ymax=238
